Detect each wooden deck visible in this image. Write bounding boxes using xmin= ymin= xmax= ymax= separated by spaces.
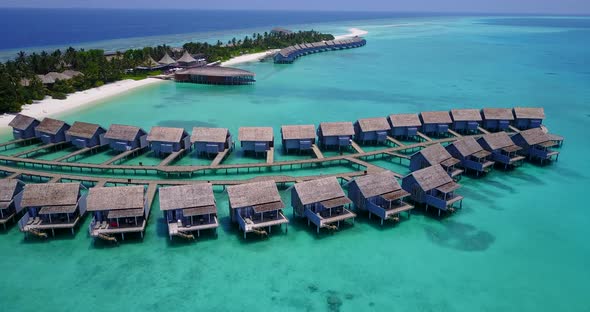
xmin=386 ymin=136 xmax=406 ymax=147
xmin=159 ymin=149 xmax=185 ymax=166
xmin=477 ymin=127 xmax=490 ymax=134
xmin=384 ymin=151 xmax=411 ymax=160
xmin=210 ymin=148 xmax=230 ymax=167
xmin=101 ymin=147 xmax=142 ymax=165
xmin=54 ymin=147 xmax=93 ymax=162
xmin=350 ymin=141 xmax=365 ymax=153
xmin=13 ymin=142 xmax=67 ymax=157
xmin=168 ymin=217 xmax=218 ymax=238
xmin=311 ymin=144 xmax=324 ymax=159
xmin=416 ymin=131 xmax=433 ymax=142
xmin=508 ymin=125 xmax=521 ymax=133
xmin=447 ymin=129 xmax=463 ymax=138
xmin=266 ymin=147 xmax=274 ymax=164
xmin=0 ymin=137 xmax=38 ymax=151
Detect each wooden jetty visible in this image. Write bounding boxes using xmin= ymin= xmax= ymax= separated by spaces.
xmin=159 ymin=149 xmax=185 ymax=166
xmin=13 ymin=142 xmax=67 ymax=157
xmin=350 ymin=141 xmax=365 ymax=153
xmin=508 ymin=125 xmax=521 ymax=133
xmin=477 ymin=127 xmax=490 ymax=135
xmin=386 ymin=136 xmax=406 ymax=147
xmin=210 ymin=148 xmax=230 ymax=167
xmin=54 ymin=144 xmax=105 ymax=162
xmin=447 ymin=129 xmax=463 ymax=138
xmin=0 ymin=137 xmax=38 ymax=151
xmin=101 ymin=147 xmax=142 ymax=165
xmin=311 ymin=144 xmax=324 ymax=159
xmin=266 ymin=147 xmax=274 ymax=164
xmin=274 ymin=37 xmax=366 ymax=63
xmin=416 ymin=131 xmax=433 ymax=142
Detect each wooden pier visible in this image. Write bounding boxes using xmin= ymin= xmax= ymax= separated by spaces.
xmin=311 ymin=144 xmax=324 ymax=159
xmin=508 ymin=125 xmax=521 ymax=133
xmin=386 ymin=136 xmax=406 ymax=147
xmin=101 ymin=147 xmax=142 ymax=165
xmin=0 ymin=138 xmax=38 ymax=151
xmin=447 ymin=129 xmax=463 ymax=138
xmin=13 ymin=142 xmax=67 ymax=157
xmin=266 ymin=147 xmax=274 ymax=164
xmin=159 ymin=149 xmax=185 ymax=166
xmin=350 ymin=141 xmax=365 ymax=153
xmin=416 ymin=131 xmax=433 ymax=142
xmin=477 ymin=127 xmax=490 ymax=134
xmin=210 ymin=148 xmax=230 ymax=167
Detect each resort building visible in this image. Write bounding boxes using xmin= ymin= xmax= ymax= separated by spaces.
xmin=103 ymin=124 xmax=148 ymax=152
xmin=18 ymin=183 xmax=86 ymax=237
xmin=65 ymin=121 xmax=106 ymax=149
xmin=176 ymin=51 xmax=198 ymax=67
xmin=409 ymin=143 xmax=463 ymax=178
xmin=238 ymin=127 xmax=274 ymax=155
xmin=354 ymin=117 xmax=391 ymax=145
xmin=159 ymin=184 xmax=218 ymax=240
xmin=511 ymin=128 xmax=559 ymax=163
xmin=35 ymin=118 xmax=71 ymax=144
xmin=0 ymin=179 xmax=25 ymax=229
xmin=401 ymin=165 xmax=464 ymax=216
xmin=87 ymin=185 xmax=148 ymax=241
xmin=347 ymin=171 xmax=413 ymax=225
xmin=158 ymin=52 xmax=177 ymax=66
xmin=450 ymin=109 xmax=482 ymax=133
xmin=317 ymin=121 xmax=355 ymax=150
xmin=175 ymin=67 xmax=255 ymax=85
xmin=481 ymin=108 xmax=514 ymax=131
xmin=512 ymin=107 xmax=545 ymax=130
xmin=446 ymin=136 xmax=495 ymax=176
xmin=477 ymin=132 xmax=525 ymax=169
xmin=191 ymin=127 xmax=232 ymax=156
xmin=146 ymin=126 xmax=190 ymax=156
xmin=388 ymin=113 xmax=422 ymax=139
xmin=419 ymin=111 xmax=452 ymax=136
xmin=8 ymin=114 xmax=40 ymax=140
xmin=281 ymin=125 xmax=316 ymax=153
xmin=292 ymin=177 xmax=355 ymax=233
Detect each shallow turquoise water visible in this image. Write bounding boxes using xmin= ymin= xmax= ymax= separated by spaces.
xmin=1 ymin=16 xmax=590 ymax=312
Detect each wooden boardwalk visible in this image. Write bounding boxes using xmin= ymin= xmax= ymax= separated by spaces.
xmin=345 ymin=157 xmax=386 ymax=175
xmin=210 ymin=148 xmax=230 ymax=167
xmin=386 ymin=136 xmax=406 ymax=147
xmin=101 ymin=147 xmax=142 ymax=165
xmin=350 ymin=141 xmax=365 ymax=153
xmin=159 ymin=149 xmax=185 ymax=166
xmin=416 ymin=131 xmax=433 ymax=142
xmin=508 ymin=125 xmax=521 ymax=133
xmin=311 ymin=144 xmax=324 ymax=159
xmin=447 ymin=129 xmax=463 ymax=138
xmin=477 ymin=126 xmax=490 ymax=134
xmin=0 ymin=138 xmax=37 ymax=151
xmin=266 ymin=147 xmax=274 ymax=164
xmin=384 ymin=151 xmax=411 ymax=160
xmin=13 ymin=142 xmax=66 ymax=157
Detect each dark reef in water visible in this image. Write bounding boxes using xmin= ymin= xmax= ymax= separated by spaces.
xmin=425 ymin=220 xmax=495 ymax=252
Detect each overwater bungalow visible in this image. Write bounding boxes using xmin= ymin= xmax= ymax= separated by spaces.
xmin=87 ymin=185 xmax=148 ymax=241
xmin=274 ymin=37 xmax=367 ymax=63
xmin=347 ymin=171 xmax=413 ymax=225
xmin=481 ymin=108 xmax=514 ymax=131
xmin=446 ymin=136 xmax=495 ymax=176
xmin=317 ymin=122 xmax=355 ymax=150
xmin=227 ymin=181 xmax=289 ymax=238
xmin=401 ymin=165 xmax=464 ymax=216
xmin=511 ymin=128 xmax=559 ymax=163
xmin=450 ymin=109 xmax=482 ymax=133
xmin=18 ymin=183 xmax=86 ymax=237
xmin=65 ymin=121 xmax=106 ymax=149
xmin=512 ymin=107 xmax=545 ymax=130
xmin=8 ymin=114 xmax=40 ymax=140
xmin=147 ymin=126 xmax=190 ymax=156
xmin=176 ymin=51 xmax=198 ymax=67
xmin=103 ymin=124 xmax=148 ymax=152
xmin=35 ymin=118 xmax=71 ymax=144
xmin=419 ymin=111 xmax=452 ymax=136
xmin=292 ymin=177 xmax=355 ymax=233
xmin=477 ymin=132 xmax=525 ymax=169
xmin=175 ymin=67 xmax=255 ymax=85
xmin=238 ymin=127 xmax=274 ymax=155
xmin=159 ymin=183 xmax=218 ymax=240
xmin=388 ymin=113 xmax=422 ymax=139
xmin=409 ymin=143 xmax=463 ymax=178
xmin=191 ymin=127 xmax=232 ymax=156
xmin=0 ymin=179 xmax=25 ymax=229
xmin=281 ymin=125 xmax=316 ymax=153
xmin=354 ymin=117 xmax=391 ymax=144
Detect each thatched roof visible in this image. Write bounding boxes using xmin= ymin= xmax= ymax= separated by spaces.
xmin=409 ymin=165 xmax=454 ymax=191
xmin=319 ymin=122 xmax=355 ymax=136
xmin=62 ymin=70 xmax=83 ymax=79
xmin=448 ymin=136 xmax=485 ymax=157
xmin=176 ymin=67 xmax=255 ymax=77
xmin=159 ymin=184 xmax=216 ymax=211
xmin=238 ymin=127 xmax=273 ymax=142
xmin=66 ymin=121 xmax=103 ymax=139
xmin=450 ymin=109 xmax=482 ymax=122
xmin=227 ymin=180 xmax=284 ymax=212
xmin=481 ymin=108 xmax=514 ymax=120
xmin=388 ymin=113 xmax=422 ymax=127
xmin=479 ymin=132 xmax=517 ymax=151
xmin=147 ymin=126 xmax=187 ymax=143
xmin=104 ymin=124 xmax=146 ymax=141
xmin=356 ymin=117 xmax=391 ymax=132
xmin=418 ymin=143 xmax=455 ymax=166
xmin=293 ymin=177 xmax=350 ymax=206
xmin=158 ymin=52 xmax=176 ymax=65
xmin=9 ymin=114 xmax=39 ymax=130
xmin=191 ymin=127 xmax=229 ymax=143
xmin=281 ymin=125 xmax=316 ymax=140
xmin=21 ymin=183 xmax=80 ymax=208
xmin=176 ymin=51 xmax=197 ymax=64
xmin=36 ymin=118 xmax=68 ymax=135
xmin=513 ymin=107 xmax=545 ymax=119
xmin=516 ymin=127 xmax=553 ymax=146
xmin=352 ymin=171 xmax=404 ymax=199
xmin=0 ymin=179 xmax=21 ymax=202
xmin=87 ymin=186 xmax=145 ymax=212
xmin=420 ymin=111 xmax=452 ymax=124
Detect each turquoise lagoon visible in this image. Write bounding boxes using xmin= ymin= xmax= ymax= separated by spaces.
xmin=1 ymin=16 xmax=590 ymax=311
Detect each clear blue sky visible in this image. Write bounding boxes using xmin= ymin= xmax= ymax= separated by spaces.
xmin=1 ymin=0 xmax=589 ymax=14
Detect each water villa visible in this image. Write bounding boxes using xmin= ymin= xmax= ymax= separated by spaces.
xmin=481 ymin=108 xmax=514 ymax=131
xmin=402 ymin=165 xmax=464 ymax=216
xmin=147 ymin=127 xmax=190 ymax=156
xmin=511 ymin=128 xmax=559 ymax=163
xmin=191 ymin=127 xmax=232 ymax=156
xmin=159 ymin=183 xmax=218 ymax=240
xmin=175 ymin=67 xmax=255 ymax=85
xmin=317 ymin=122 xmax=355 ymax=150
xmin=513 ymin=107 xmax=545 ymax=130
xmin=18 ymin=183 xmax=86 ymax=237
xmin=450 ymin=109 xmax=482 ymax=133
xmin=419 ymin=111 xmax=452 ymax=137
xmin=354 ymin=117 xmax=391 ymax=145
xmin=238 ymin=127 xmax=274 ymax=156
xmin=103 ymin=124 xmax=148 ymax=152
xmin=35 ymin=118 xmax=70 ymax=144
xmin=446 ymin=136 xmax=494 ymax=176
xmin=281 ymin=125 xmax=316 ymax=153
xmin=388 ymin=113 xmax=422 ymax=139
xmin=410 ymin=143 xmax=463 ymax=178
xmin=477 ymin=132 xmax=525 ymax=169
xmin=347 ymin=171 xmax=413 ymax=225
xmin=0 ymin=179 xmax=25 ymax=229
xmin=9 ymin=114 xmax=40 ymax=140
xmin=65 ymin=121 xmax=106 ymax=149
xmin=227 ymin=181 xmax=289 ymax=238
xmin=274 ymin=37 xmax=367 ymax=64
xmin=87 ymin=185 xmax=148 ymax=241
